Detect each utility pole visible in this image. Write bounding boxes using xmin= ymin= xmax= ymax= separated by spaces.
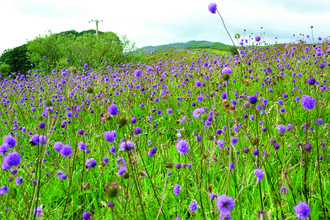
xmin=88 ymin=19 xmax=103 ymax=36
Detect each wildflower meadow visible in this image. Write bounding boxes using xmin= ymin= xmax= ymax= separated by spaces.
xmin=1 ymin=2 xmax=330 ymax=220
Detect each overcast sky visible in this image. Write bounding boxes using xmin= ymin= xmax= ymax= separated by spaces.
xmin=1 ymin=0 xmax=330 ymax=55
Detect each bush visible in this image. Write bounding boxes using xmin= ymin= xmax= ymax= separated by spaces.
xmin=26 ymin=30 xmax=138 ymax=72
xmin=0 ymin=63 xmax=10 ymax=77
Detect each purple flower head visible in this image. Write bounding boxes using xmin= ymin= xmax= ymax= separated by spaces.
xmin=221 ymin=92 xmax=227 ymax=99
xmin=280 ymin=186 xmax=288 ymax=194
xmin=134 ymin=69 xmax=142 ymax=78
xmin=208 ymin=3 xmax=217 ymax=14
xmin=286 ymin=124 xmax=293 ymax=131
xmin=189 ymin=202 xmax=198 ymax=213
xmin=30 ymin=134 xmax=39 ymax=146
xmin=173 ymin=184 xmax=180 ymax=195
xmin=57 ymin=170 xmax=67 ymax=180
xmin=102 ymin=157 xmax=109 ymax=164
xmin=86 ymin=158 xmax=97 ymax=168
xmin=134 ymin=127 xmax=142 ymax=134
xmin=110 ymin=146 xmax=116 ymax=154
xmin=103 ymin=131 xmax=117 ymax=143
xmin=148 ymin=148 xmax=156 ymax=157
xmin=316 ymin=118 xmax=323 ymax=125
xmin=307 ymin=78 xmax=316 ymax=85
xmin=119 ymin=140 xmax=135 ymax=152
xmin=53 ymin=142 xmax=63 ymax=153
xmin=277 ymin=124 xmax=286 ymax=133
xmin=220 ymin=212 xmax=231 ymax=220
xmin=216 ymin=194 xmax=235 ymax=213
xmin=255 ymin=36 xmax=261 ymax=42
xmin=222 ymin=67 xmax=232 ymax=74
xmin=209 ymin=193 xmax=218 ymax=200
xmin=34 ymin=205 xmax=44 ymax=216
xmin=107 ymin=104 xmax=118 ymax=116
xmin=192 ymin=107 xmax=206 ymax=119
xmin=0 ymin=144 xmax=9 ymax=156
xmin=117 ymin=166 xmax=127 ymax=175
xmin=253 ymin=168 xmax=264 ymax=182
xmin=78 ymin=141 xmax=88 ymax=150
xmin=176 ymin=139 xmax=189 ymax=154
xmin=60 ymin=145 xmax=73 ymax=157
xmin=248 ymin=95 xmax=257 ymax=104
xmin=195 ymin=80 xmax=202 ymax=87
xmin=231 ymin=137 xmax=239 ymax=145
xmin=302 ymin=95 xmax=316 ymax=110
xmin=15 ymin=176 xmax=23 ymax=186
xmin=82 ymin=212 xmax=91 ymax=219
xmin=2 ymin=152 xmax=21 ymax=170
xmin=116 ymin=157 xmax=126 ymax=167
xmin=3 ymin=134 xmax=16 ymax=148
xmin=0 ymin=185 xmax=9 ymax=196
xmin=217 ymin=139 xmax=226 ymax=148
xmin=319 ymin=63 xmax=325 ymax=69
xmin=39 ymin=135 xmax=47 ymax=146
xmin=294 ymin=202 xmax=310 ymax=219
xmin=166 ymin=109 xmax=172 ymax=114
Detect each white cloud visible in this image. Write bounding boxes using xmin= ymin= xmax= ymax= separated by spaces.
xmin=1 ymin=0 xmax=330 ymax=55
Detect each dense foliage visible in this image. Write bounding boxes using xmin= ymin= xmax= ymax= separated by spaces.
xmin=0 ymin=29 xmax=139 ymax=77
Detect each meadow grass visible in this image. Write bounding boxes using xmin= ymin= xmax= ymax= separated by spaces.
xmin=0 ymin=39 xmax=330 ymax=220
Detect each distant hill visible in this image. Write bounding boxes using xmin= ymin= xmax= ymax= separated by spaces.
xmin=137 ymin=40 xmax=230 ymax=54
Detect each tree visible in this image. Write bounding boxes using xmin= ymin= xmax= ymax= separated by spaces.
xmin=0 ymin=44 xmax=34 ymax=75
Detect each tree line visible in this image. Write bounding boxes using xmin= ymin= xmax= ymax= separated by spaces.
xmin=0 ymin=29 xmax=139 ymax=77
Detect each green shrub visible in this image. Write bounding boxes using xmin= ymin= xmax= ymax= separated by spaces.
xmin=0 ymin=63 xmax=10 ymax=77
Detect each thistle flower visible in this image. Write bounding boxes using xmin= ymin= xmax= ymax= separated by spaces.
xmin=116 ymin=158 xmax=126 ymax=167
xmin=2 ymin=152 xmax=21 ymax=170
xmin=103 ymin=131 xmax=117 ymax=142
xmin=0 ymin=186 xmax=9 ymax=196
xmin=210 ymin=193 xmax=218 ymax=200
xmin=39 ymin=135 xmax=47 ymax=146
xmin=15 ymin=176 xmax=23 ymax=186
xmin=119 ymin=140 xmax=135 ymax=152
xmin=294 ymin=202 xmax=310 ymax=219
xmin=82 ymin=212 xmax=91 ymax=219
xmin=3 ymin=134 xmax=16 ymax=148
xmin=134 ymin=127 xmax=142 ymax=134
xmin=248 ymin=95 xmax=257 ymax=104
xmin=148 ymin=148 xmax=156 ymax=157
xmin=60 ymin=145 xmax=73 ymax=157
xmin=277 ymin=124 xmax=286 ymax=133
xmin=216 ymin=194 xmax=235 ymax=213
xmin=302 ymin=95 xmax=316 ymax=110
xmin=316 ymin=118 xmax=323 ymax=125
xmin=253 ymin=169 xmax=264 ymax=182
xmin=222 ymin=67 xmax=232 ymax=74
xmin=57 ymin=170 xmax=67 ymax=180
xmin=34 ymin=205 xmax=44 ymax=216
xmin=208 ymin=3 xmax=217 ymax=14
xmin=86 ymin=158 xmax=97 ymax=168
xmin=220 ymin=212 xmax=231 ymax=220
xmin=0 ymin=144 xmax=9 ymax=156
xmin=307 ymin=78 xmax=316 ymax=85
xmin=117 ymin=167 xmax=127 ymax=175
xmin=189 ymin=202 xmax=198 ymax=213
xmin=134 ymin=69 xmax=142 ymax=78
xmin=280 ymin=186 xmax=288 ymax=194
xmin=107 ymin=104 xmax=118 ymax=116
xmin=173 ymin=184 xmax=180 ymax=195
xmin=78 ymin=141 xmax=88 ymax=151
xmin=176 ymin=139 xmax=189 ymax=154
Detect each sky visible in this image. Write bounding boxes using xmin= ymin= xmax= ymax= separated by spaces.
xmin=1 ymin=0 xmax=330 ymax=55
